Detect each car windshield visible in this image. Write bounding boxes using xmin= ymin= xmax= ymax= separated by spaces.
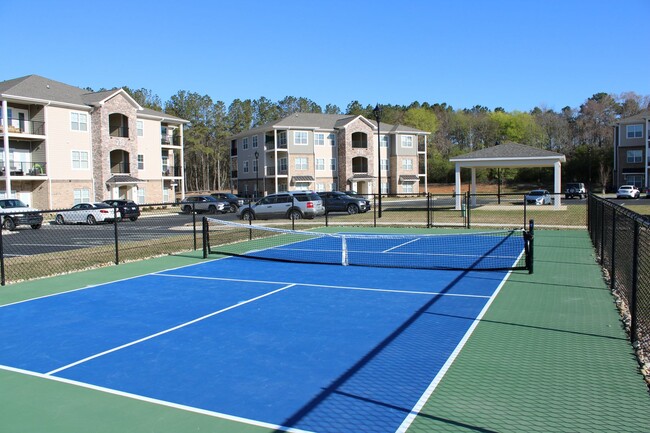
xmin=0 ymin=199 xmax=27 ymax=208
xmin=529 ymin=191 xmax=544 ymax=196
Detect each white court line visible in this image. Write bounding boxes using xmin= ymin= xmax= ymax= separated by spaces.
xmin=153 ymin=273 xmax=492 ymax=299
xmin=395 ymin=248 xmax=526 ymax=433
xmin=0 ymin=364 xmax=314 ymax=433
xmin=46 ymin=283 xmax=295 ymax=375
xmin=382 ymin=238 xmax=421 ymax=253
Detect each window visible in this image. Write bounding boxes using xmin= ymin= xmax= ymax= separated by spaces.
xmin=330 ymin=182 xmax=337 ymax=191
xmin=163 ymin=188 xmax=170 ymax=203
xmin=295 ymin=182 xmax=310 ymax=190
xmin=162 ymin=155 xmax=169 ymax=173
xmin=380 ymin=135 xmax=389 ymax=148
xmin=627 ymin=149 xmax=643 ymax=163
xmin=402 ymin=158 xmax=413 ymax=170
xmin=253 ymin=159 xmax=258 ymax=173
xmin=315 ymin=133 xmax=325 ymax=146
xmin=243 ymin=160 xmax=249 ymax=173
xmin=280 ymin=157 xmax=288 ymax=172
xmin=401 ymin=135 xmax=413 ymax=148
xmin=330 ymin=158 xmax=337 ymax=171
xmin=402 ymin=182 xmax=414 ymax=193
xmin=136 ymin=121 xmax=144 ymax=137
xmin=381 ymin=159 xmax=389 ymax=171
xmin=316 ymin=158 xmax=325 ymax=170
xmin=352 ymin=132 xmax=367 ymax=148
xmin=72 ymin=151 xmax=89 ymax=169
xmin=381 ymin=182 xmax=389 ymax=194
xmin=137 ymin=154 xmax=144 ymax=170
xmin=295 ymin=157 xmax=308 ymax=170
xmin=624 ymin=174 xmax=643 ymax=188
xmin=328 ymin=133 xmax=337 ymax=146
xmin=279 ymin=132 xmax=287 ymax=146
xmin=242 ymin=137 xmax=249 ymax=150
xmin=71 ymin=112 xmax=88 ymax=132
xmin=73 ymin=188 xmax=90 ymax=204
xmin=278 ymin=183 xmax=288 ymax=192
xmin=316 ymin=183 xmax=325 ymax=192
xmin=627 ymin=124 xmax=643 ymax=139
xmin=252 ymin=135 xmax=258 ymax=148
xmin=137 ymin=188 xmax=145 ymax=204
xmin=294 ymin=131 xmax=308 ymax=145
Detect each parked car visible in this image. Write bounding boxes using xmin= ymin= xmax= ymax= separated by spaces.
xmin=616 ymin=185 xmax=640 ymax=199
xmin=102 ymin=199 xmax=141 ymax=221
xmin=525 ymin=189 xmax=552 ymax=205
xmin=238 ymin=191 xmax=325 ymax=220
xmin=318 ymin=191 xmax=368 ymax=214
xmin=564 ymin=182 xmax=586 ymax=199
xmin=342 ymin=190 xmax=372 ymax=211
xmin=0 ymin=199 xmax=43 ymax=230
xmin=211 ymin=192 xmax=244 ymax=213
xmin=180 ymin=195 xmax=228 ymax=214
xmin=55 ymin=202 xmax=121 ymax=225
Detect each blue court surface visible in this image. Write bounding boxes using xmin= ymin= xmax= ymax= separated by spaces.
xmin=0 ymin=252 xmax=520 ymax=433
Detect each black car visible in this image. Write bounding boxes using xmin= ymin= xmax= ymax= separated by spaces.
xmin=211 ymin=192 xmax=245 ymax=212
xmin=102 ymin=199 xmax=141 ymax=221
xmin=342 ymin=191 xmax=371 ymax=211
xmin=318 ymin=191 xmax=368 ymax=214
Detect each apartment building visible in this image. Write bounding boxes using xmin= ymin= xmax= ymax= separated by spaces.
xmin=613 ymin=110 xmax=649 ymax=191
xmin=0 ymin=75 xmax=187 ymax=209
xmin=229 ymin=112 xmax=428 ymax=197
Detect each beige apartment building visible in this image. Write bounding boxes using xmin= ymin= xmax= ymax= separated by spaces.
xmin=0 ymin=75 xmax=187 ymax=209
xmin=613 ymin=110 xmax=650 ymax=191
xmin=229 ymin=113 xmax=428 ymax=197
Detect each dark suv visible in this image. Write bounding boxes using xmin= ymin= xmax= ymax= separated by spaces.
xmin=318 ymin=191 xmax=368 ymax=214
xmin=564 ymin=182 xmax=586 ymax=199
xmin=102 ymin=199 xmax=141 ymax=221
xmin=211 ymin=192 xmax=244 ymax=213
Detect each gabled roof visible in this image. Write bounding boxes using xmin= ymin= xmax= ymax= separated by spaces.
xmin=229 ymin=112 xmax=429 ymax=139
xmin=450 ymin=142 xmax=565 ymax=161
xmin=0 ymin=74 xmax=185 ymax=123
xmin=615 ymin=109 xmax=650 ymax=125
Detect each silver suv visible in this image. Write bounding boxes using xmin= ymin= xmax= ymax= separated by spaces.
xmin=239 ymin=191 xmax=326 ymax=220
xmin=180 ymin=195 xmax=228 ymax=214
xmin=564 ymin=182 xmax=586 ymax=199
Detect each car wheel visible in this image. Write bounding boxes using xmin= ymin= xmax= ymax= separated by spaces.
xmin=208 ymin=205 xmax=216 ymax=214
xmin=346 ymin=204 xmax=359 ymax=215
xmin=288 ymin=210 xmax=302 ymax=220
xmin=129 ymin=217 xmax=138 ymax=222
xmin=241 ymin=210 xmax=254 ymax=221
xmin=86 ymin=215 xmax=97 ymax=225
xmin=229 ymin=204 xmax=237 ymax=213
xmin=3 ymin=217 xmax=16 ymax=231
xmin=182 ymin=205 xmax=192 ymax=213
xmin=31 ymin=224 xmax=42 ymax=229
xmin=55 ymin=214 xmax=65 ymax=225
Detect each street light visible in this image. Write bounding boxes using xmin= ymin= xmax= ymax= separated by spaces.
xmin=373 ymin=104 xmax=383 ymax=218
xmin=254 ymin=151 xmax=259 ymax=199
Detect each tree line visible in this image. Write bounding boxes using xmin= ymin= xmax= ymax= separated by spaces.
xmin=119 ymin=86 xmax=649 ymax=193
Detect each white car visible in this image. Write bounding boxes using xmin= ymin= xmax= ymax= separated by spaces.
xmin=55 ymin=202 xmax=121 ymax=225
xmin=616 ymin=185 xmax=640 ymax=199
xmin=525 ymin=190 xmax=552 ymax=205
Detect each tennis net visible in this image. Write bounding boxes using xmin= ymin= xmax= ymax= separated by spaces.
xmin=202 ymin=218 xmax=534 ymax=272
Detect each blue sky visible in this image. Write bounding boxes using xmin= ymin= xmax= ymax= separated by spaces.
xmin=3 ymin=0 xmax=648 ymax=113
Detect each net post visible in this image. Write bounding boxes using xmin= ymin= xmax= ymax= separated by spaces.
xmin=341 ymin=235 xmax=349 ymax=266
xmin=526 ymin=219 xmax=535 ymax=274
xmin=202 ymin=217 xmax=209 ymax=258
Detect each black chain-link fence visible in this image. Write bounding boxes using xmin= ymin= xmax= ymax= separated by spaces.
xmin=588 ymin=194 xmax=650 ymax=379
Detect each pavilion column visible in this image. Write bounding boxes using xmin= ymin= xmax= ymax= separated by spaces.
xmin=455 ymin=163 xmax=462 ymax=210
xmin=554 ymin=161 xmax=562 ymax=208
xmin=471 ymin=168 xmax=477 ymax=207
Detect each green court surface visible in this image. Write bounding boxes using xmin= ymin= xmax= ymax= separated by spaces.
xmin=1 ymin=230 xmax=649 ymax=432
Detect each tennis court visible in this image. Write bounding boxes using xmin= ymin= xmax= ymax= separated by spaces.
xmin=1 ymin=223 xmax=649 ymax=432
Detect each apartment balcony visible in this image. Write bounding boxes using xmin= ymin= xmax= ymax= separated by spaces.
xmin=161 ymin=136 xmax=181 ymax=146
xmin=264 ymin=138 xmax=287 ymax=151
xmin=231 ymin=170 xmax=238 ymax=179
xmin=266 ymin=167 xmax=288 ymax=176
xmin=0 ymin=161 xmax=47 ymax=177
xmin=0 ymin=118 xmax=45 ymax=136
xmin=162 ymin=166 xmax=182 ymax=177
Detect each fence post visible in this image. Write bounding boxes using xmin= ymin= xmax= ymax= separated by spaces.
xmin=599 ymin=201 xmax=605 ymax=264
xmin=202 ymin=217 xmax=208 ymax=258
xmin=426 ymin=193 xmax=431 ymax=228
xmin=192 ymin=202 xmax=197 ymax=250
xmin=0 ymin=221 xmax=4 ymax=286
xmin=373 ymin=195 xmax=377 ymax=228
xmin=466 ymin=191 xmax=471 ymax=228
xmin=610 ymin=209 xmax=616 ymax=293
xmin=629 ymin=220 xmax=639 ymax=345
xmin=523 ymin=194 xmax=527 ymax=229
xmin=113 ymin=207 xmax=119 ymax=264
xmin=527 ymin=219 xmax=535 ymax=274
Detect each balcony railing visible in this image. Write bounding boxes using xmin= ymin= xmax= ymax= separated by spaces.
xmin=0 ymin=161 xmax=47 ymax=176
xmin=0 ymin=118 xmax=45 ymax=135
xmin=111 ymin=163 xmax=130 ymax=174
xmin=162 ymin=166 xmax=182 ymax=177
xmin=161 ymin=136 xmax=181 ymax=146
xmin=231 ymin=170 xmax=238 ymax=179
xmin=265 ymin=142 xmax=288 ymax=150
xmin=266 ymin=167 xmax=288 ymax=176
xmin=110 ymin=126 xmax=129 ymax=138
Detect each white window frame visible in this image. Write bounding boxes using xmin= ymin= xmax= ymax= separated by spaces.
xmin=380 ymin=135 xmax=389 ymax=148
xmin=626 ymin=124 xmax=643 ymax=139
xmin=253 ymin=159 xmax=258 ymax=173
xmin=295 ymin=157 xmax=308 ymax=170
xmin=316 ymin=183 xmax=325 ymax=192
xmin=402 ymin=182 xmax=414 ymax=194
xmin=402 ymin=158 xmax=413 ymax=170
xmin=280 ymin=157 xmax=288 ymax=172
xmin=136 ymin=120 xmax=144 ymax=137
xmin=381 ymin=182 xmax=389 ymax=194
xmin=243 ymin=160 xmax=249 ymax=173
xmin=137 ymin=187 xmax=145 ymax=204
xmin=71 ymin=112 xmax=88 ymax=132
xmin=315 ymin=133 xmax=325 ymax=146
xmin=330 ymin=158 xmax=337 ymax=171
xmin=242 ymin=137 xmax=249 ymax=150
xmin=294 ymin=131 xmax=308 ymax=145
xmin=627 ymin=149 xmax=643 ymax=163
xmin=252 ymin=135 xmax=258 ymax=148
xmin=328 ymin=133 xmax=337 ymax=146
xmin=401 ymin=135 xmax=413 ymax=148
xmin=380 ymin=159 xmax=389 ymax=171
xmin=315 ymin=158 xmax=325 ymax=170
xmin=71 ymin=150 xmax=89 ymax=169
xmin=73 ymin=188 xmax=90 ymax=204
xmin=137 ymin=154 xmax=144 ymax=170
xmin=279 ymin=132 xmax=287 ymax=146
